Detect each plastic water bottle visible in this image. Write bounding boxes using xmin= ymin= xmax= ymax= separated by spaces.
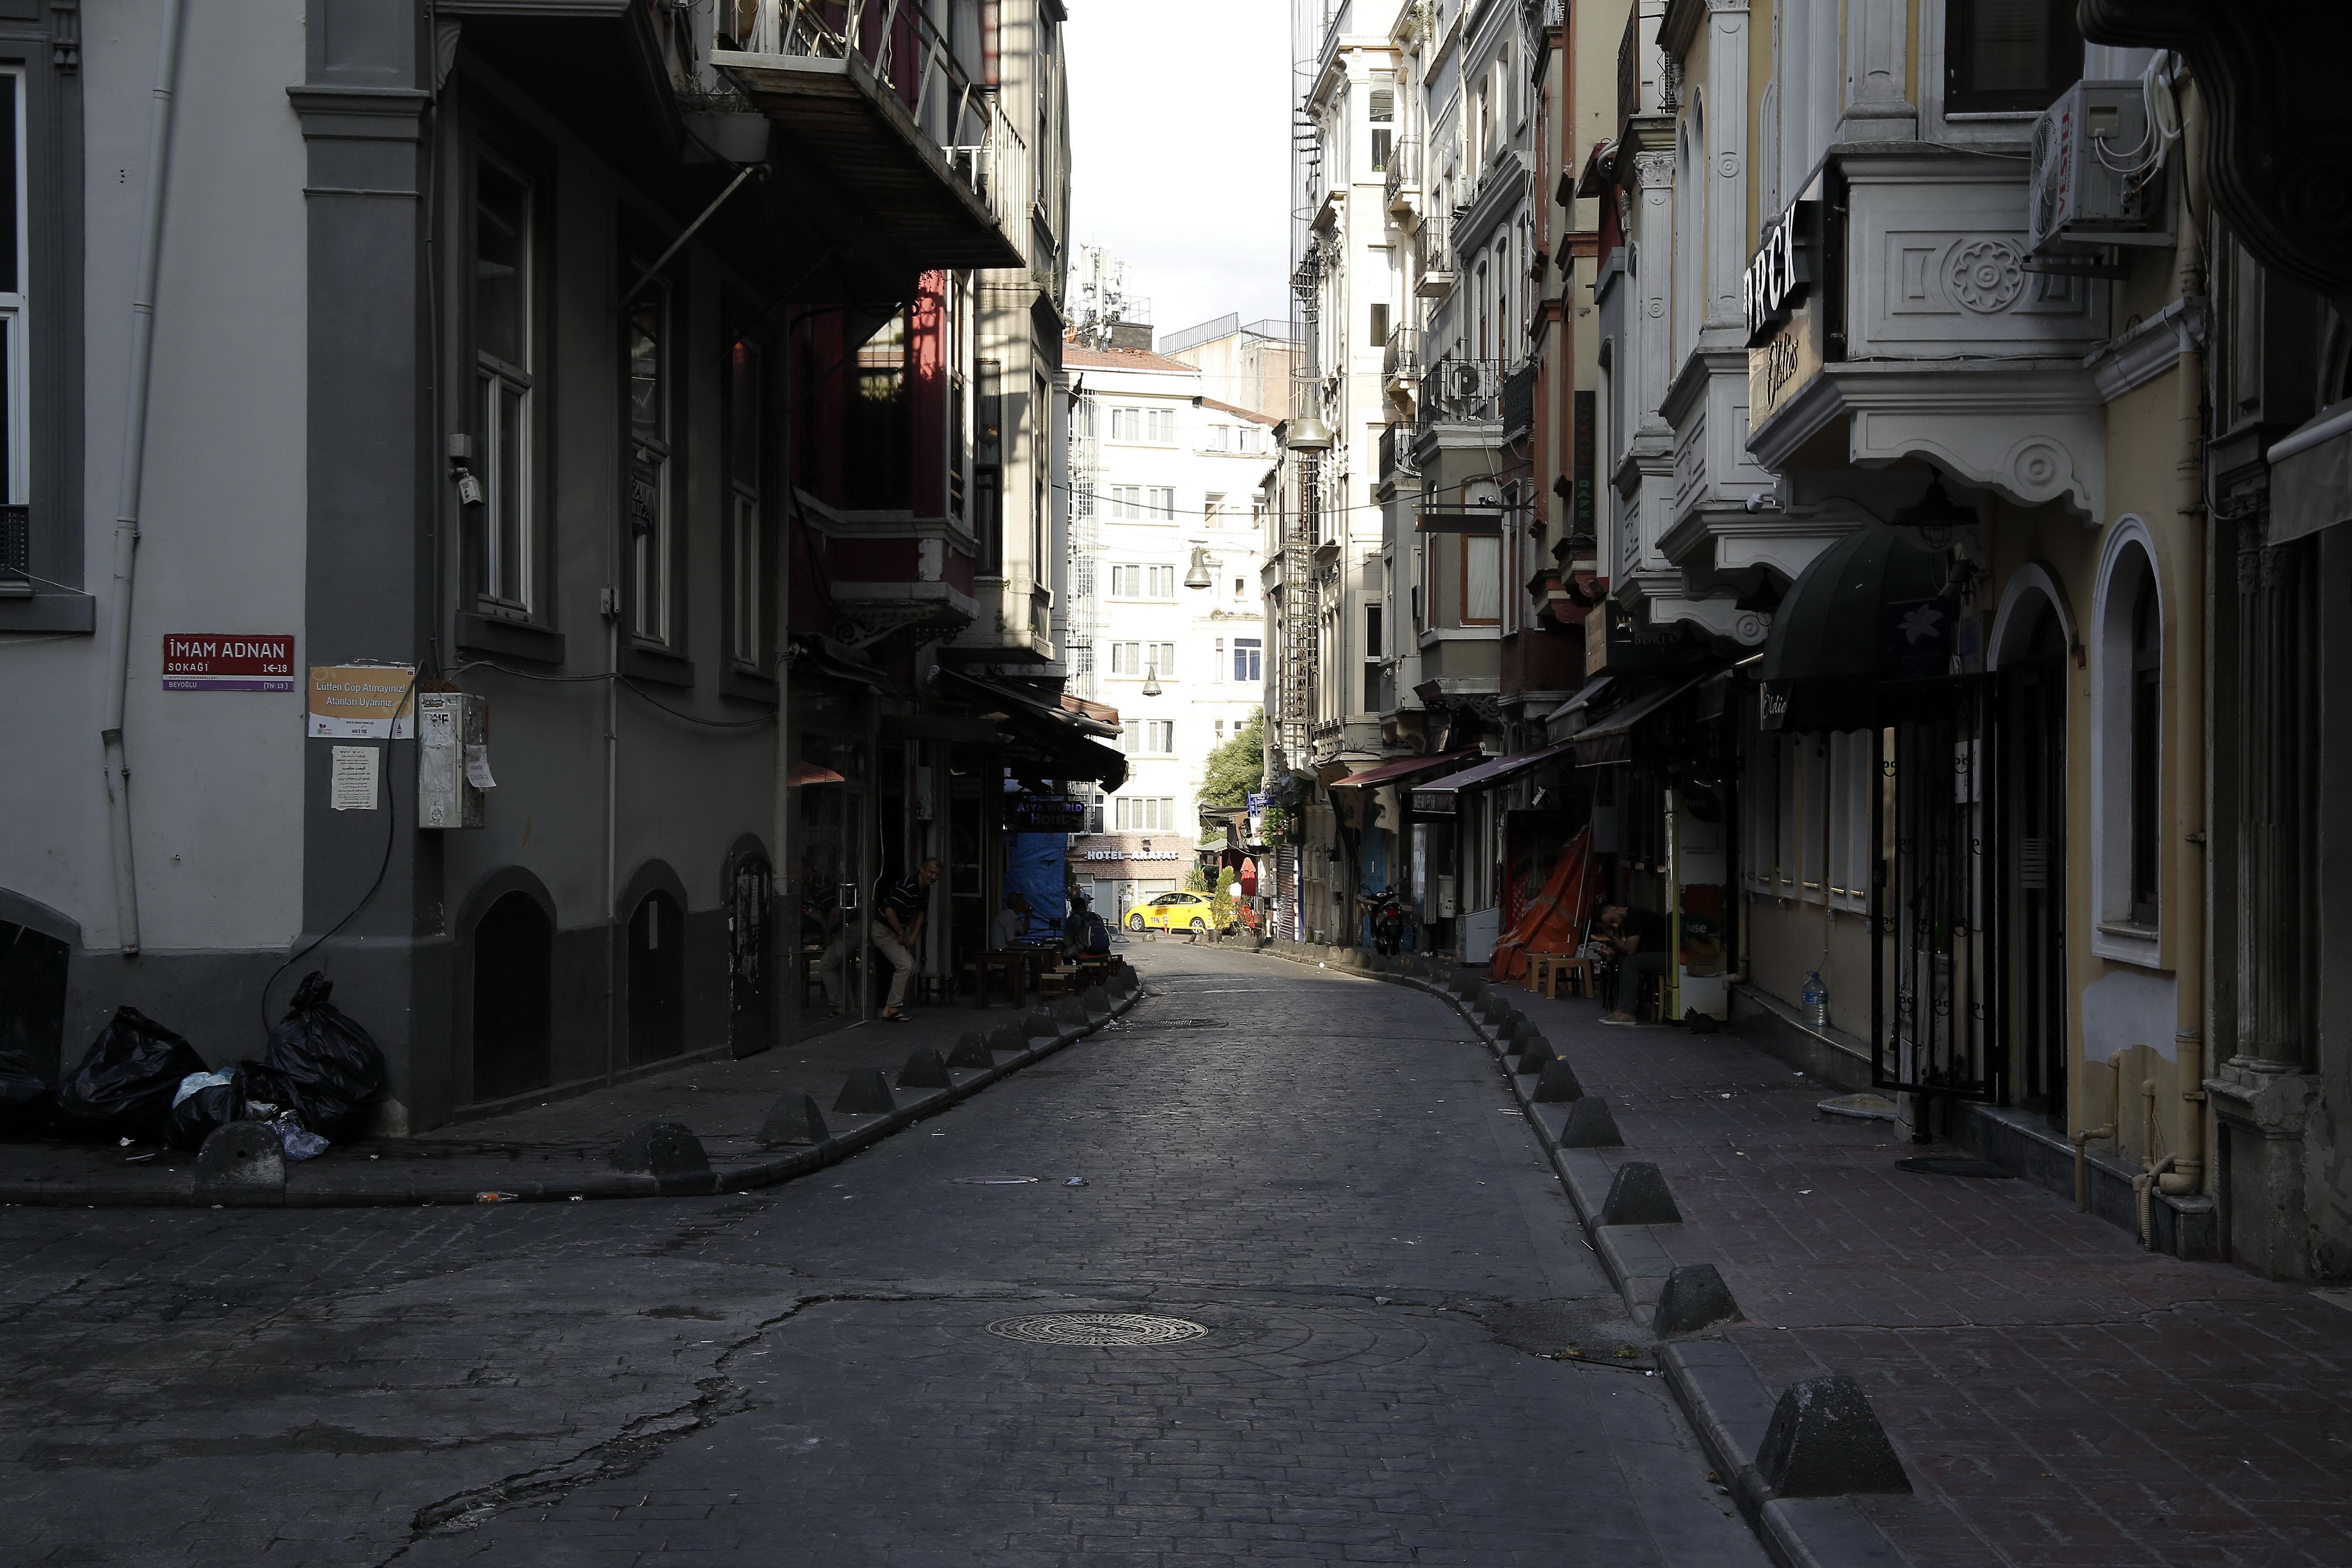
xmin=1801 ymin=971 xmax=1829 ymax=1030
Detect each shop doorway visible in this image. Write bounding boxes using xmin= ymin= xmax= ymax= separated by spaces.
xmin=1998 ymin=611 xmax=2068 ymax=1123
xmin=470 ymin=892 xmax=553 ymax=1102
xmin=627 ymin=889 xmax=685 ymax=1065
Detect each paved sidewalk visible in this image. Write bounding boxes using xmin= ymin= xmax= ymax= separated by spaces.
xmin=0 ymin=969 xmax=1139 ymax=1208
xmin=1493 ymin=974 xmax=2352 ymax=1568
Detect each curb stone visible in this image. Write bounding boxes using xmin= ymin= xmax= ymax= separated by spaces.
xmin=0 ymin=984 xmax=1146 ymax=1210
xmin=1242 ymin=938 xmax=1906 ymax=1568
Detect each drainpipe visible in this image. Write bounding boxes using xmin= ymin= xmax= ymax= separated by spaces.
xmin=2072 ymin=1054 xmax=2123 ymax=1212
xmin=98 ymin=0 xmax=191 ymax=956
xmin=2167 ymin=54 xmax=2209 ymax=1199
xmin=2135 ymin=1155 xmax=2180 ymax=1249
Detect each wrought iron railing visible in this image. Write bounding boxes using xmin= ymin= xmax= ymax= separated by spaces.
xmin=1384 ymin=135 xmax=1420 ymax=209
xmin=1381 ymin=324 xmax=1420 ymax=384
xmin=1417 ymin=356 xmax=1505 ymax=430
xmin=1415 ymin=207 xmax=1454 ymax=277
xmin=1502 ymin=360 xmax=1536 ymax=436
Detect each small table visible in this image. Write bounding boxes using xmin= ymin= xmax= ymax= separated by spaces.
xmin=973 ymin=951 xmax=1030 ymax=1007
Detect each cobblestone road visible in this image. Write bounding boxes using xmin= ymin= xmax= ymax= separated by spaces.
xmin=0 ymin=945 xmax=1761 ymax=1567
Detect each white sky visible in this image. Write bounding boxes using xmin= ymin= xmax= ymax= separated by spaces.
xmin=1065 ymin=1 xmax=1294 ymax=342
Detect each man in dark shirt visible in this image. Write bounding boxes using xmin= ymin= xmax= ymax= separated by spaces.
xmin=874 ymin=857 xmax=940 ymax=1021
xmin=1595 ymin=902 xmax=1671 ymax=1025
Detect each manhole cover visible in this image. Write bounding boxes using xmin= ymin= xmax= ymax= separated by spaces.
xmin=985 ymin=1313 xmax=1208 ymax=1346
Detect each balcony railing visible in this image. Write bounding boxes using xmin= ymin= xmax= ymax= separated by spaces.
xmin=1384 ymin=135 xmax=1421 ymax=213
xmin=714 ymin=0 xmax=1021 ymax=269
xmin=1381 ymin=324 xmax=1420 ymax=385
xmin=1616 ymin=5 xmax=1640 ymax=140
xmin=1417 ymin=357 xmax=1506 ymax=430
xmin=1502 ymin=361 xmax=1535 ymax=437
xmin=1378 ymin=421 xmax=1416 ymax=480
xmin=1415 ymin=208 xmax=1455 ymax=285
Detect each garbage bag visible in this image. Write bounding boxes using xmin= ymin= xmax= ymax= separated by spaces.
xmin=265 ymin=1114 xmax=329 ymax=1162
xmin=232 ymin=1060 xmax=301 ymax=1123
xmin=0 ymin=1049 xmax=49 ymax=1131
xmin=262 ymin=973 xmax=385 ymax=1137
xmin=163 ymin=1071 xmax=243 ymax=1151
xmin=54 ymin=1007 xmax=207 ymax=1140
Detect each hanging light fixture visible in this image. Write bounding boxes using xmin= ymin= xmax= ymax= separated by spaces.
xmin=1142 ymin=659 xmax=1162 ymax=697
xmin=1183 ymin=545 xmax=1215 ymax=590
xmin=1284 ymin=414 xmax=1335 ymax=451
xmin=1890 ymin=471 xmax=1974 ymax=547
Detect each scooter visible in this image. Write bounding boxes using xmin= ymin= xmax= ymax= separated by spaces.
xmin=1368 ymin=889 xmax=1407 ymax=956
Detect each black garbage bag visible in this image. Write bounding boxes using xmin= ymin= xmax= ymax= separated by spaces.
xmin=262 ymin=973 xmax=385 ymax=1137
xmin=0 ymin=1050 xmax=49 ymax=1132
xmin=54 ymin=1007 xmax=207 ymax=1140
xmin=162 ymin=1071 xmax=244 ymax=1151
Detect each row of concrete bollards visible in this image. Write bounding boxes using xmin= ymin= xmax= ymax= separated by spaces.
xmin=1252 ymin=939 xmax=1913 ymax=1511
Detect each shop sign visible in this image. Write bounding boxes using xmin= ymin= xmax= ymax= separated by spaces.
xmin=1082 ymin=849 xmax=1183 ymax=861
xmin=1008 ymin=792 xmax=1086 ymax=831
xmin=1744 ymin=194 xmax=1818 ymax=346
xmin=1759 ymin=683 xmax=1791 ymax=732
xmin=163 ymin=633 xmax=294 ymax=692
xmin=1887 ymin=597 xmax=1957 ymax=683
xmin=1748 ymin=296 xmax=1824 ymax=432
xmin=1410 ymin=788 xmax=1456 ymax=815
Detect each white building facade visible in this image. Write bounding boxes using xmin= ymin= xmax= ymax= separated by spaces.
xmin=1064 ymin=341 xmax=1271 ymax=924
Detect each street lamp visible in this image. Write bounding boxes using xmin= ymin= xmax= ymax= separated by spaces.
xmin=1142 ymin=658 xmax=1162 ymax=697
xmin=1183 ymin=544 xmax=1216 ymax=590
xmin=1284 ymin=414 xmax=1334 ymax=451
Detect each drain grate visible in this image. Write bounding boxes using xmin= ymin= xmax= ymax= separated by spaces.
xmin=986 ymin=1312 xmax=1208 ymax=1346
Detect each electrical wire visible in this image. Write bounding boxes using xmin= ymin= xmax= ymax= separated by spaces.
xmin=450 ymin=659 xmax=778 ymax=728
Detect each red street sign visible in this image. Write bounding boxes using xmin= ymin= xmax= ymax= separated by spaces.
xmin=162 ymin=633 xmax=296 ymax=692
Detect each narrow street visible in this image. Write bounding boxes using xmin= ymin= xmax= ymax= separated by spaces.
xmin=0 ymin=946 xmax=1761 ymax=1567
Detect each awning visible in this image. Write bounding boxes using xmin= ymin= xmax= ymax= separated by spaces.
xmin=931 ymin=667 xmax=1128 ymax=789
xmin=1546 ymin=675 xmax=1612 ymax=725
xmin=787 ymin=761 xmax=846 ymax=787
xmin=1325 ymin=748 xmax=1479 ymax=789
xmin=2268 ymin=401 xmax=2352 ymax=545
xmin=1410 ymin=740 xmax=1580 ymax=812
xmin=1572 ymin=670 xmax=1719 ymax=765
xmin=1755 ymin=526 xmax=1955 ymax=733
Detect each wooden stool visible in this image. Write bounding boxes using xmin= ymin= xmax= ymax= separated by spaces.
xmin=1036 ymin=970 xmax=1071 ymax=1000
xmin=1553 ymin=956 xmax=1594 ymax=999
xmin=978 ymin=952 xmax=1029 ymax=1007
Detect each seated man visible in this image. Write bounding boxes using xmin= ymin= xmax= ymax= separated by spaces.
xmin=1594 ymin=902 xmax=1671 ymax=1026
xmin=993 ymin=892 xmax=1036 ymax=950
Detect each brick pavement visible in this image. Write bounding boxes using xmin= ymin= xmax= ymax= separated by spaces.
xmin=1500 ymin=976 xmax=2352 ymax=1568
xmin=0 ymin=944 xmax=1765 ymax=1566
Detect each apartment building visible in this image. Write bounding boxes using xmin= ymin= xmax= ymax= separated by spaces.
xmin=0 ymin=0 xmax=1111 ymax=1132
xmin=1063 ymin=339 xmax=1271 ymax=925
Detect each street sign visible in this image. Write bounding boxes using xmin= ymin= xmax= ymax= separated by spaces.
xmin=162 ymin=633 xmax=294 ymax=692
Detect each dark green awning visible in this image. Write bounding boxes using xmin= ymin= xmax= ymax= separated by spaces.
xmin=1759 ymin=527 xmax=1956 ymax=733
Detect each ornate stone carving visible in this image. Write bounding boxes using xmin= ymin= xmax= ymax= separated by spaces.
xmin=1630 ymin=151 xmax=1676 ymax=188
xmin=49 ymin=0 xmax=77 ymax=70
xmin=1946 ymin=239 xmax=2025 ymax=314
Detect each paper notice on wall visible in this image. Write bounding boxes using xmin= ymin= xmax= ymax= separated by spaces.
xmin=330 ymin=746 xmax=380 ymax=810
xmin=464 ymin=744 xmax=497 ymax=790
xmin=307 ymin=665 xmax=417 ymax=738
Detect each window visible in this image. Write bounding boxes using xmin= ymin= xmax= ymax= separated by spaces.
xmin=1151 ymin=564 xmax=1174 ymax=596
xmin=1148 ymin=487 xmax=1175 ymax=519
xmin=1109 ymin=564 xmax=1172 ymax=597
xmin=1462 ymin=535 xmax=1501 ymax=625
xmin=725 ymin=335 xmax=764 ymax=667
xmin=1146 ymin=408 xmax=1176 ymax=444
xmin=1369 ymin=83 xmax=1394 ymax=172
xmin=2129 ymin=575 xmax=2161 ymax=924
xmin=1369 ymin=302 xmax=1390 ymax=349
xmin=845 ymin=307 xmax=912 ymax=508
xmin=1365 ymin=603 xmax=1383 ymax=659
xmin=1109 ymin=641 xmax=1175 ymax=676
xmin=1210 ymin=424 xmax=1230 ymax=452
xmin=1110 ymin=485 xmax=1140 ymax=519
xmin=1110 ymin=641 xmax=1137 ymax=674
xmin=1944 ymin=0 xmax=2082 ymax=114
xmin=1113 ymin=797 xmax=1178 ymax=832
xmin=475 ymin=155 xmax=534 ymax=615
xmin=626 ymin=276 xmax=672 ymax=643
xmin=1233 ymin=637 xmax=1262 ymax=682
xmin=1205 ymin=490 xmax=1225 ymax=524
xmin=1214 ymin=717 xmax=1226 ymax=740
xmin=1233 ymin=577 xmax=1246 ymax=599
xmin=1110 ymin=407 xmax=1140 ymax=441
xmin=1120 ymin=719 xmax=1175 ymax=755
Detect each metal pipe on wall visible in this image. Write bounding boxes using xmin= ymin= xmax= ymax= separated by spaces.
xmin=98 ymin=0 xmax=192 ymax=956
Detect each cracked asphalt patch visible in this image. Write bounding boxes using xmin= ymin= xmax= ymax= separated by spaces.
xmin=0 ymin=946 xmax=1762 ymax=1567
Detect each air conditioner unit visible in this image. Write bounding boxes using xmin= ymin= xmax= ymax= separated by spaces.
xmin=2028 ymin=79 xmax=2173 ymax=254
xmin=1448 ymin=361 xmax=1488 ymax=401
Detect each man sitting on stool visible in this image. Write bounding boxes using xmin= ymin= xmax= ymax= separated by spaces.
xmin=874 ymin=858 xmax=939 ymax=1022
xmin=1595 ymin=902 xmax=1670 ymax=1026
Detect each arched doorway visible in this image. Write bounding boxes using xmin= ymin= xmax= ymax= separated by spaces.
xmin=1 ymin=918 xmax=71 ymax=1080
xmin=627 ymin=889 xmax=685 ymax=1064
xmin=728 ymin=850 xmax=773 ymax=1059
xmin=470 ymin=892 xmax=552 ymax=1103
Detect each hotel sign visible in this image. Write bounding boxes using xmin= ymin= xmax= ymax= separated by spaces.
xmin=1749 ymin=296 xmax=1824 ymax=432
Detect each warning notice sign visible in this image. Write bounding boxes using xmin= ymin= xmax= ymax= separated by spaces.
xmin=162 ymin=633 xmax=296 ymax=692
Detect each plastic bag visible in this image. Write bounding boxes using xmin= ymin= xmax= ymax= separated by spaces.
xmin=164 ymin=1071 xmax=244 ymax=1151
xmin=54 ymin=1007 xmax=208 ymax=1140
xmin=0 ymin=1049 xmax=50 ymax=1131
xmin=262 ymin=973 xmax=385 ymax=1137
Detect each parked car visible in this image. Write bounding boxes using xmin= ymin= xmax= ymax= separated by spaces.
xmin=1126 ymin=891 xmax=1229 ymax=933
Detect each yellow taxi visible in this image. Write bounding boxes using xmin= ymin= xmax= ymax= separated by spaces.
xmin=1125 ymin=891 xmax=1228 ymax=933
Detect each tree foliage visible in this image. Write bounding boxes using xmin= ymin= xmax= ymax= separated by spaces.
xmin=1198 ymin=708 xmax=1266 ymax=809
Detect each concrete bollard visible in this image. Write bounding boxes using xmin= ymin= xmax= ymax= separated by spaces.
xmin=834 ymin=1069 xmax=897 ymax=1116
xmin=1651 ymin=1263 xmax=1742 ymax=1336
xmin=1756 ymin=1376 xmax=1913 ymax=1497
xmin=196 ymin=1122 xmax=285 ymax=1198
xmin=1515 ymin=1036 xmax=1558 ymax=1075
xmin=1556 ymin=1096 xmax=1624 ymax=1148
xmin=1532 ymin=1057 xmax=1585 ymax=1103
xmin=758 ymin=1093 xmax=830 ymax=1147
xmin=1080 ymin=984 xmax=1112 ymax=1018
xmin=948 ymin=1032 xmax=995 ymax=1070
xmin=896 ymin=1046 xmax=953 ymax=1089
xmin=1020 ymin=1007 xmax=1056 ymax=1039
xmin=986 ymin=1021 xmax=1026 ymax=1055
xmin=612 ymin=1121 xmax=711 ymax=1180
xmin=1051 ymin=994 xmax=1087 ymax=1030
xmin=1599 ymin=1160 xmax=1682 ymax=1225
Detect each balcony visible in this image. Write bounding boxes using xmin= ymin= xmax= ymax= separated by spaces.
xmin=1414 ymin=209 xmax=1455 ymax=298
xmin=713 ymin=0 xmax=1022 ymax=270
xmin=1501 ymin=361 xmax=1535 ymax=439
xmin=1377 ymin=421 xmax=1416 ymax=482
xmin=1381 ymin=324 xmax=1420 ymax=398
xmin=1417 ymin=357 xmax=1504 ymax=433
xmin=1385 ymin=135 xmax=1421 ymax=223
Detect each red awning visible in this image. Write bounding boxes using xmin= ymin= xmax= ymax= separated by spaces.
xmin=787 ymin=762 xmax=847 ymax=787
xmin=1325 ymin=748 xmax=1479 ymax=790
xmin=1410 ymin=739 xmax=1580 ymax=797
